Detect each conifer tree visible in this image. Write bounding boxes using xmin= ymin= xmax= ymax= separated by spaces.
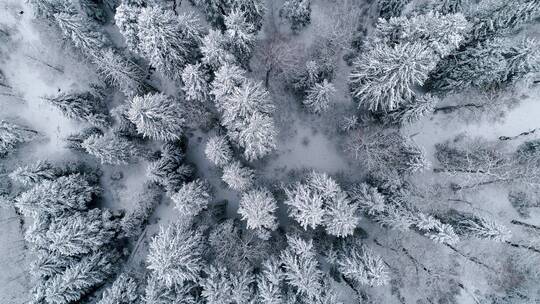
xmin=128 ymin=93 xmax=186 ymax=141
xmin=220 ymin=79 xmax=274 ymax=124
xmin=15 ymin=174 xmax=98 ymax=217
xmin=43 ymin=91 xmax=110 ymax=128
xmin=337 ymin=242 xmax=389 ymax=287
xmin=54 ymin=10 xmax=110 ymax=57
xmin=201 ymin=29 xmax=237 ymax=70
xmin=120 ymin=182 xmax=162 ymax=238
xmin=181 ymin=63 xmax=210 ymax=103
xmin=97 ymin=274 xmax=139 ymax=304
xmin=257 ymin=257 xmax=286 ymax=304
xmin=172 ymin=179 xmax=212 ymax=218
xmin=222 ymin=161 xmax=254 ymax=191
xmin=232 ymin=112 xmax=278 ymax=162
xmin=114 ymin=0 xmax=143 ymax=54
xmin=211 ymin=63 xmax=246 ymax=101
xmin=387 ymin=94 xmax=438 ymax=125
xmin=280 ymin=0 xmax=311 ymax=32
xmin=147 ymin=142 xmax=192 ymax=192
xmin=81 ymin=133 xmax=142 ymax=165
xmin=238 ymin=188 xmax=278 ymax=233
xmin=147 ymin=223 xmax=203 ymax=286
xmin=65 ymin=127 xmax=103 ymax=152
xmin=9 ymin=161 xmax=58 ymax=187
xmin=377 ymin=0 xmax=411 ymax=19
xmin=205 ymin=135 xmax=233 ymax=167
xmin=303 ymin=79 xmax=336 ymax=114
xmin=93 ymin=49 xmax=145 ymax=97
xmin=0 ymin=120 xmax=38 ymax=157
xmin=27 ymin=0 xmax=68 ymax=19
xmin=224 ymin=10 xmax=256 ymax=67
xmin=137 ymin=8 xmax=203 ymax=80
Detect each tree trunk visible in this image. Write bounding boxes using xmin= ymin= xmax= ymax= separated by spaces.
xmin=433 ymin=103 xmax=486 ymax=114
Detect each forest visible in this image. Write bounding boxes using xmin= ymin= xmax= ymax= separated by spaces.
xmin=1 ymin=0 xmax=540 ymax=303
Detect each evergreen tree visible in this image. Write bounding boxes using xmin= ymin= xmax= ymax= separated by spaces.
xmin=323 ymin=191 xmax=359 ymax=237
xmin=81 ymin=133 xmax=142 ymax=165
xmin=120 ymin=182 xmax=162 ymax=238
xmin=451 ymin=213 xmax=512 ymax=242
xmin=54 ymin=10 xmax=110 ymax=57
xmin=143 ymin=274 xmax=197 ymax=304
xmin=201 ymin=29 xmax=237 ymax=70
xmin=234 ymin=0 xmax=266 ymax=31
xmin=147 ymin=142 xmax=192 ymax=192
xmin=42 ymin=91 xmax=110 ymax=128
xmin=15 ymin=174 xmax=98 ymax=217
xmin=114 ymin=0 xmax=143 ymax=54
xmin=201 ymin=266 xmax=256 ymax=304
xmin=97 ymin=274 xmax=139 ymax=304
xmin=0 ymin=120 xmax=38 ymax=157
xmin=181 ymin=63 xmax=210 ymax=103
xmin=429 ymin=0 xmax=469 ymax=14
xmin=220 ymin=79 xmax=274 ymax=126
xmin=172 ymin=179 xmax=212 ymax=218
xmin=284 ymin=182 xmax=325 ymax=230
xmin=224 ymin=9 xmax=256 ymax=67
xmin=231 ymin=112 xmax=278 ymax=162
xmin=128 ymin=93 xmax=186 ymax=141
xmin=27 ymin=0 xmax=68 ymax=19
xmin=386 ymin=94 xmax=438 ymax=125
xmin=377 ymin=0 xmax=411 ymax=19
xmin=337 ymin=242 xmax=389 ymax=287
xmin=93 ymin=49 xmax=146 ymax=97
xmin=137 ymin=8 xmax=203 ymax=80
xmin=44 ymin=250 xmax=119 ymax=304
xmin=303 ymin=79 xmax=336 ymax=114
xmin=257 ymin=257 xmax=286 ymax=304
xmin=205 ymin=135 xmax=233 ymax=167
xmin=280 ymin=0 xmax=311 ymax=33
xmin=46 ymin=209 xmax=119 ymax=257
xmin=349 ymin=43 xmax=436 ymax=111
xmin=222 ymin=161 xmax=254 ymax=191
xmin=9 ymin=161 xmax=58 ymax=187
xmin=211 ymin=63 xmax=246 ymax=101
xmin=238 ymin=188 xmax=278 ymax=233
xmin=147 ymin=223 xmax=203 ymax=286
xmin=280 ymin=235 xmax=323 ymax=300
xmin=65 ymin=127 xmax=102 ymax=152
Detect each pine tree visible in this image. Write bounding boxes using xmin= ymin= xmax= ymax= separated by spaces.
xmin=238 ymin=188 xmax=278 ymax=233
xmin=9 ymin=161 xmax=58 ymax=187
xmin=201 ymin=266 xmax=255 ymax=304
xmin=303 ymin=79 xmax=336 ymax=114
xmin=15 ymin=174 xmax=98 ymax=217
xmin=211 ymin=63 xmax=246 ymax=101
xmin=128 ymin=93 xmax=186 ymax=141
xmin=201 ymin=29 xmax=237 ymax=70
xmin=147 ymin=142 xmax=192 ymax=192
xmin=147 ymin=223 xmax=203 ymax=286
xmin=232 ymin=112 xmax=277 ymax=161
xmin=30 ymin=249 xmax=75 ymax=279
xmin=349 ymin=43 xmax=436 ymax=111
xmin=234 ymin=0 xmax=266 ymax=31
xmin=220 ymin=79 xmax=274 ymax=125
xmin=54 ymin=10 xmax=110 ymax=57
xmin=44 ymin=250 xmax=119 ymax=304
xmin=46 ymin=209 xmax=119 ymax=257
xmin=143 ymin=274 xmax=197 ymax=304
xmin=224 ymin=9 xmax=256 ymax=67
xmin=452 ymin=213 xmax=512 ymax=242
xmin=284 ymin=182 xmax=325 ymax=230
xmin=337 ymin=242 xmax=389 ymax=287
xmin=172 ymin=179 xmax=212 ymax=218
xmin=114 ymin=1 xmax=143 ymax=54
xmin=81 ymin=133 xmax=142 ymax=165
xmin=429 ymin=0 xmax=468 ymax=14
xmin=205 ymin=135 xmax=233 ymax=167
xmin=280 ymin=0 xmax=311 ymax=32
xmin=257 ymin=257 xmax=285 ymax=304
xmin=137 ymin=8 xmax=203 ymax=80
xmin=323 ymin=191 xmax=359 ymax=237
xmin=97 ymin=274 xmax=139 ymax=304
xmin=348 ymin=183 xmax=386 ymax=216
xmin=377 ymin=0 xmax=411 ymax=19
xmin=280 ymin=235 xmax=323 ymax=300
xmin=387 ymin=94 xmax=438 ymax=125
xmin=0 ymin=120 xmax=38 ymax=157
xmin=93 ymin=49 xmax=145 ymax=97
xmin=120 ymin=182 xmax=162 ymax=238
xmin=181 ymin=63 xmax=210 ymax=102
xmin=222 ymin=161 xmax=254 ymax=191
xmin=27 ymin=0 xmax=68 ymax=19
xmin=42 ymin=91 xmax=110 ymax=128
xmin=65 ymin=127 xmax=102 ymax=151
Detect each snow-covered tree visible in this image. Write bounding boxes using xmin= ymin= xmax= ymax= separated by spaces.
xmin=284 ymin=182 xmax=325 ymax=230
xmin=349 ymin=43 xmax=436 ymax=111
xmin=303 ymin=79 xmax=336 ymax=113
xmin=451 ymin=213 xmax=512 ymax=242
xmin=15 ymin=174 xmax=98 ymax=217
xmin=232 ymin=112 xmax=277 ymax=161
xmin=137 ymin=8 xmax=203 ymax=80
xmin=45 ymin=209 xmax=119 ymax=256
xmin=211 ymin=63 xmax=246 ymax=100
xmin=65 ymin=127 xmax=102 ymax=151
xmin=93 ymin=49 xmax=145 ymax=96
xmin=323 ymin=191 xmax=359 ymax=237
xmin=81 ymin=133 xmax=142 ymax=165
xmin=97 ymin=273 xmax=139 ymax=304
xmin=0 ymin=120 xmax=38 ymax=157
xmin=114 ymin=1 xmax=143 ymax=54
xmin=387 ymin=94 xmax=438 ymax=125
xmin=43 ymin=91 xmax=109 ymax=127
xmin=337 ymin=242 xmax=389 ymax=287
xmin=27 ymin=0 xmax=68 ymax=18
xmin=222 ymin=161 xmax=254 ymax=191
xmin=9 ymin=161 xmax=58 ymax=187
xmin=280 ymin=0 xmax=311 ymax=32
xmin=181 ymin=63 xmax=210 ymax=102
xmin=224 ymin=9 xmax=256 ymax=66
xmin=220 ymin=78 xmax=274 ymax=124
xmin=377 ymin=0 xmax=410 ymax=19
xmin=147 ymin=142 xmax=192 ymax=192
xmin=172 ymin=179 xmax=212 ymax=218
xmin=256 ymin=257 xmax=286 ymax=304
xmin=238 ymin=188 xmax=278 ymax=233
xmin=428 ymin=0 xmax=469 ymax=14
xmin=205 ymin=135 xmax=233 ymax=167
xmin=201 ymin=266 xmax=256 ymax=304
xmin=348 ymin=183 xmax=386 ymax=216
xmin=280 ymin=235 xmax=323 ymax=300
xmin=54 ymin=11 xmax=110 ymax=57
xmin=147 ymin=223 xmax=203 ymax=286
xmin=44 ymin=250 xmax=119 ymax=304
xmin=143 ymin=274 xmax=197 ymax=304
xmin=121 ymin=182 xmax=162 ymax=238
xmin=201 ymin=29 xmax=237 ymax=69
xmin=128 ymin=93 xmax=186 ymax=141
